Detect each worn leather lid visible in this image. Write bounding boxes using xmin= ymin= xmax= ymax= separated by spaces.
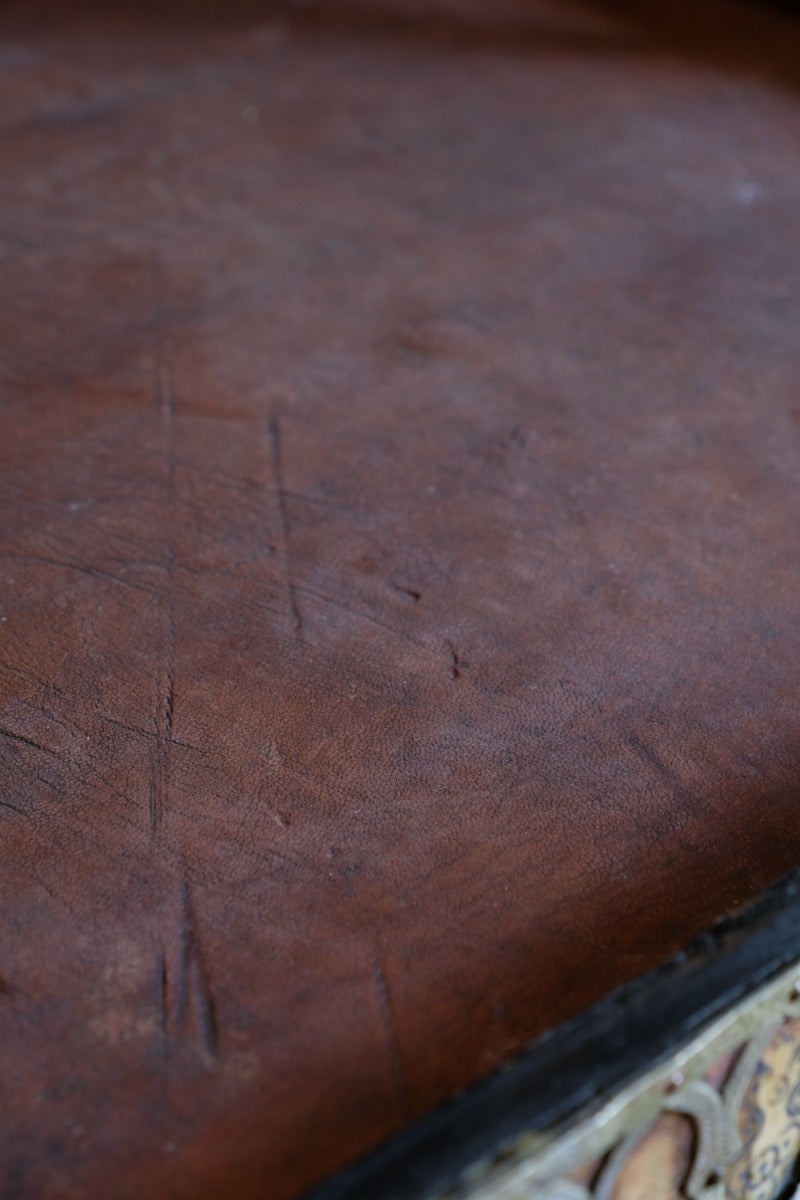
xmin=2 ymin=2 xmax=800 ymax=1197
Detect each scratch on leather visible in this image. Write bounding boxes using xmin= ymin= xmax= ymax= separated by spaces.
xmin=148 ymin=597 xmax=174 ymax=838
xmin=149 ymin=277 xmax=176 ymax=838
xmin=268 ymin=414 xmax=303 ymax=638
xmin=373 ymin=956 xmax=410 ymax=1120
xmin=159 ymin=871 xmax=218 ymax=1059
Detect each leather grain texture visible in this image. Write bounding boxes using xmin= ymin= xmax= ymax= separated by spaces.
xmin=2 ymin=2 xmax=800 ymax=1197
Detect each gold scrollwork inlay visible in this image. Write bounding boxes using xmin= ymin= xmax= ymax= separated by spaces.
xmin=439 ymin=964 xmax=800 ymax=1200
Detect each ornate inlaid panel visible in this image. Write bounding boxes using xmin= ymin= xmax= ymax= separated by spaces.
xmin=441 ymin=965 xmax=800 ymax=1200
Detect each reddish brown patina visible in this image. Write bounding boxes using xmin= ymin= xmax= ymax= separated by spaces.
xmin=2 ymin=2 xmax=800 ymax=1197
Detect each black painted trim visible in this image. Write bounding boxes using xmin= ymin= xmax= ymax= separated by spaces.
xmin=306 ymin=868 xmax=800 ymax=1200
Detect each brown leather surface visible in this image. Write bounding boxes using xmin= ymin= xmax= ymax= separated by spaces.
xmin=2 ymin=2 xmax=800 ymax=1197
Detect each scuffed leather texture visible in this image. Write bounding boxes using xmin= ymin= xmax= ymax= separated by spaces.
xmin=2 ymin=1 xmax=800 ymax=1197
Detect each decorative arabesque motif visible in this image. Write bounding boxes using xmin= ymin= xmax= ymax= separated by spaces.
xmin=726 ymin=1022 xmax=800 ymax=1200
xmin=534 ymin=1024 xmax=800 ymax=1200
xmin=447 ymin=968 xmax=800 ymax=1200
